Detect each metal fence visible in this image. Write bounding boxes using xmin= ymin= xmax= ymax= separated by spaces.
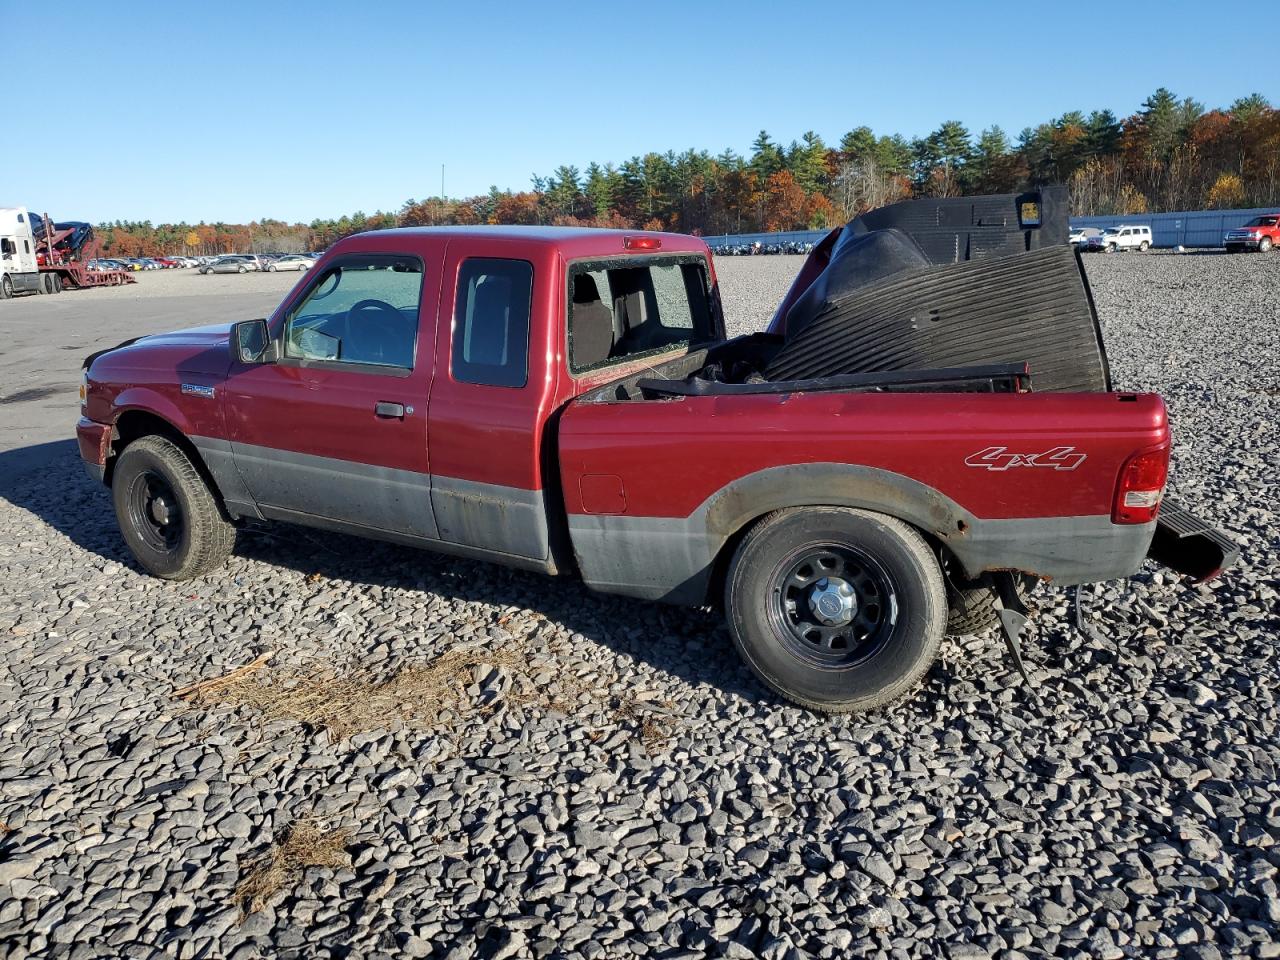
xmin=1070 ymin=207 xmax=1276 ymax=248
xmin=703 ymin=206 xmax=1276 ymax=251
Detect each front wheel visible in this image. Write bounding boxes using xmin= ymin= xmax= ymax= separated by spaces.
xmin=1 ymin=275 xmax=12 ymax=298
xmin=725 ymin=507 xmax=946 ymax=713
xmin=111 ymin=435 xmax=236 ymax=579
xmin=268 ymin=264 xmax=277 ymax=272
xmin=1106 ymin=243 xmax=1117 ymax=254
xmin=1261 ymin=237 xmax=1274 ymax=253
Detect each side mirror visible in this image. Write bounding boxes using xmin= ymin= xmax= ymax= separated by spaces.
xmin=231 ymin=318 xmax=277 ymax=364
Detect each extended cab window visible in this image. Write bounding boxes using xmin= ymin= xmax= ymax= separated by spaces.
xmin=284 ymin=254 xmax=423 ymax=370
xmin=452 ymin=258 xmax=533 ymax=388
xmin=568 ymin=255 xmax=713 ymax=373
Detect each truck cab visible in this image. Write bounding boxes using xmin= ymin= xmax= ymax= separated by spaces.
xmin=0 ymin=207 xmax=41 ymax=297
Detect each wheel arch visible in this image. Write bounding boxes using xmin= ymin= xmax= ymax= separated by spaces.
xmin=699 ymin=463 xmax=971 ymax=606
xmin=109 ymin=408 xmax=230 ymax=519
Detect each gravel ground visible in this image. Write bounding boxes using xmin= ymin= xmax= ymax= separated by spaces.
xmin=1 ymin=252 xmax=1277 ymax=960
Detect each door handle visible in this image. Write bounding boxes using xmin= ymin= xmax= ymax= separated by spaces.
xmin=374 ymin=401 xmax=406 ymax=419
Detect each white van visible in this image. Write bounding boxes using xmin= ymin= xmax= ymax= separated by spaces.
xmin=1085 ymin=225 xmax=1152 ymax=253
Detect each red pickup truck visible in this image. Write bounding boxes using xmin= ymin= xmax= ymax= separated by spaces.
xmin=1224 ymin=213 xmax=1280 ymax=253
xmin=77 ymin=192 xmax=1236 ymax=713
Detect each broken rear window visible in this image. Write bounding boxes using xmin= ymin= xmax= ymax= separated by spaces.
xmin=567 ymin=255 xmax=714 ymax=373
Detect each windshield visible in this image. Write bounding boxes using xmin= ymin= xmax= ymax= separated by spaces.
xmin=567 ymin=254 xmax=715 ymax=373
xmin=1245 ymin=216 xmax=1278 ymax=227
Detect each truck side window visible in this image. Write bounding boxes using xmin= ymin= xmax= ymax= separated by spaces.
xmin=452 ymin=258 xmax=532 ymax=388
xmin=283 ymin=253 xmax=424 ymax=370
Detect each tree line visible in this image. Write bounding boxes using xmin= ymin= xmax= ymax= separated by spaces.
xmin=98 ymin=88 xmax=1279 ymax=257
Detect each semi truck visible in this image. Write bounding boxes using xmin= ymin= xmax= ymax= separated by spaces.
xmin=0 ymin=206 xmax=134 ymax=297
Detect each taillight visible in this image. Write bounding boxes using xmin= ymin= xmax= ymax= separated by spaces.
xmin=1113 ymin=446 xmax=1169 ymax=524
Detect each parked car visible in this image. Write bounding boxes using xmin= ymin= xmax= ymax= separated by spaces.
xmin=78 ymin=192 xmax=1236 ymax=714
xmin=1224 ymin=214 xmax=1279 ymax=253
xmin=200 ymin=255 xmax=261 ymax=274
xmin=1084 ymin=225 xmax=1152 ymax=253
xmin=1069 ymin=227 xmax=1100 ymax=247
xmin=266 ymin=255 xmax=312 ymax=272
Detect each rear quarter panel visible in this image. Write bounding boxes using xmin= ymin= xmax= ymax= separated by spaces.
xmin=558 ymin=391 xmax=1169 ymax=601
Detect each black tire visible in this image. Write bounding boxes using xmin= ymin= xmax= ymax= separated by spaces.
xmin=1139 ymin=240 xmax=1150 ymax=252
xmin=237 ymin=265 xmax=247 ymax=273
xmin=1261 ymin=237 xmax=1274 ymax=253
xmin=725 ymin=507 xmax=946 ymax=713
xmin=51 ymin=273 xmax=62 ymax=293
xmin=1 ymin=275 xmax=12 ymax=298
xmin=111 ymin=435 xmax=235 ymax=579
xmin=944 ymin=574 xmax=1037 ymax=637
xmin=1105 ymin=243 xmax=1116 ymax=254
xmin=37 ymin=273 xmax=48 ymax=294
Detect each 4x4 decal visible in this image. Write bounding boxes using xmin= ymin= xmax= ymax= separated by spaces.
xmin=965 ymin=445 xmax=1086 ymax=471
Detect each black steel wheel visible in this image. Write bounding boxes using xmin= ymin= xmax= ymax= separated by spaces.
xmin=726 ymin=506 xmax=946 ymax=713
xmin=766 ymin=543 xmax=897 ymax=669
xmin=125 ymin=469 xmax=184 ymax=553
xmin=111 ymin=435 xmax=236 ymax=579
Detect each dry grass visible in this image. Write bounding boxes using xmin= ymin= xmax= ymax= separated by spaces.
xmin=177 ymin=630 xmax=685 ymax=752
xmin=611 ymin=697 xmax=680 ymax=752
xmin=182 ymin=643 xmax=530 ymax=741
xmin=234 ymin=818 xmax=352 ymax=917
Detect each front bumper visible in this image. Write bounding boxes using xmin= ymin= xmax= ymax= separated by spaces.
xmin=77 ymin=417 xmax=111 ymax=484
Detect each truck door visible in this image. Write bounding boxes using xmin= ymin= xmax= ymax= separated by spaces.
xmin=223 ymin=249 xmax=441 ymax=539
xmin=426 ymin=240 xmax=556 ymax=562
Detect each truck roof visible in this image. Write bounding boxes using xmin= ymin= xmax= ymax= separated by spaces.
xmin=354 ymin=225 xmax=708 ymax=259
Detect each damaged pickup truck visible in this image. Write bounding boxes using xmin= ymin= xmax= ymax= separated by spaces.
xmin=77 ymin=187 xmax=1238 ymax=712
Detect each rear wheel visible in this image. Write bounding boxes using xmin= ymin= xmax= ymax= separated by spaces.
xmin=111 ymin=435 xmax=235 ymax=580
xmin=237 ymin=265 xmax=248 ymax=273
xmin=1139 ymin=240 xmax=1150 ymax=252
xmin=51 ymin=273 xmax=62 ymax=293
xmin=37 ymin=274 xmax=49 ymax=294
xmin=725 ymin=507 xmax=946 ymax=713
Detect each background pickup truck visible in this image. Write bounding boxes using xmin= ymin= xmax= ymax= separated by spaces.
xmin=78 ymin=191 xmax=1237 ymax=713
xmin=1224 ymin=213 xmax=1280 ymax=252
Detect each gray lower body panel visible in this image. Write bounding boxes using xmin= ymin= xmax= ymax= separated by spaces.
xmin=190 ymin=435 xmax=552 ymax=566
xmin=567 ymin=463 xmax=1157 ymax=604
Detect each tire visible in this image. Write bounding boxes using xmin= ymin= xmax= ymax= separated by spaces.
xmin=1261 ymin=237 xmax=1274 ymax=253
xmin=299 ymin=264 xmax=309 ymax=271
xmin=1106 ymin=243 xmax=1116 ymax=254
xmin=268 ymin=264 xmax=277 ymax=272
xmin=51 ymin=273 xmax=62 ymax=293
xmin=238 ymin=265 xmax=247 ymax=273
xmin=725 ymin=507 xmax=946 ymax=713
xmin=944 ymin=574 xmax=1037 ymax=637
xmin=37 ymin=273 xmax=49 ymax=294
xmin=111 ymin=435 xmax=235 ymax=580
xmin=1 ymin=275 xmax=12 ymax=299
xmin=1139 ymin=240 xmax=1150 ymax=252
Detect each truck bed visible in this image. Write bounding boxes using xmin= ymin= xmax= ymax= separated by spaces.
xmin=557 ymin=385 xmax=1169 ymax=604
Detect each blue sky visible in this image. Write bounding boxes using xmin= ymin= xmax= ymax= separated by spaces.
xmin=9 ymin=2 xmax=1274 ymax=225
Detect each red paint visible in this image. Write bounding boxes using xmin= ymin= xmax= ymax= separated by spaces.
xmin=557 ymin=391 xmax=1169 ymax=521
